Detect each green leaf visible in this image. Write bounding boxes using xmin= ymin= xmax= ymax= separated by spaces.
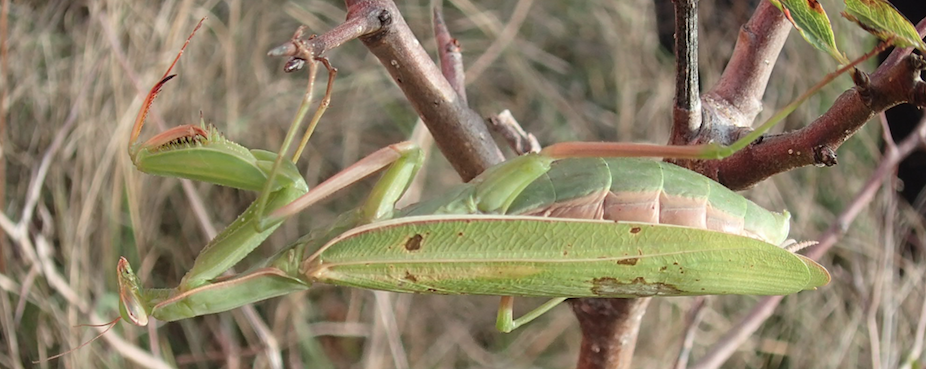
xmin=771 ymin=0 xmax=849 ymax=64
xmin=843 ymin=0 xmax=926 ymax=52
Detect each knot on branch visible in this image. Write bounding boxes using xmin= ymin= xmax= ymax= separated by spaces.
xmin=358 ymin=8 xmax=393 ymax=44
xmin=377 ymin=9 xmax=393 ymax=27
xmin=852 ymin=69 xmax=873 ymax=107
xmin=813 ymin=145 xmax=838 ymax=167
xmin=909 ymin=53 xmax=926 ymax=74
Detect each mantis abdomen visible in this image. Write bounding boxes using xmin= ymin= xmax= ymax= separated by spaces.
xmin=508 ymin=157 xmax=790 ymax=245
xmin=400 ymin=156 xmax=789 ymax=245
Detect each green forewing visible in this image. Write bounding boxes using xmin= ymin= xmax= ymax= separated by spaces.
xmin=308 ymin=216 xmax=829 ymax=298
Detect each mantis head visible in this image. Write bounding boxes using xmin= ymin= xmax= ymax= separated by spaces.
xmin=117 ymin=257 xmax=150 ymax=326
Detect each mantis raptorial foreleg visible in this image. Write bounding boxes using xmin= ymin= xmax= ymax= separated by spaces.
xmin=497 ymin=297 xmax=567 ymax=333
xmin=119 ymin=140 xmax=426 ymax=322
xmin=119 ymin=19 xmax=337 ymax=323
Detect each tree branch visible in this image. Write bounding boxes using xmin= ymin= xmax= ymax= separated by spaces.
xmin=568 ymin=2 xmax=705 ymax=367
xmin=717 ymin=52 xmax=926 ymax=190
xmin=692 ymin=102 xmax=926 ymax=369
xmin=669 ymin=0 xmax=702 ymax=145
xmin=702 ymin=1 xmax=790 ymax=137
xmin=571 ymin=298 xmax=652 ymax=369
xmin=690 ymin=18 xmax=926 ymax=369
xmin=569 ymin=2 xmax=707 ymax=366
xmin=270 ymin=0 xmax=504 ymax=181
xmin=346 ymin=0 xmax=503 ymax=180
xmin=433 ymin=6 xmax=466 ymax=105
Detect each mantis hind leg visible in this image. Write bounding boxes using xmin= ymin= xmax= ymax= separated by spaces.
xmin=496 ymin=296 xmax=568 ymax=333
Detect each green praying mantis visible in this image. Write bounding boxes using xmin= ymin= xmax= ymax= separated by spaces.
xmin=117 ymin=19 xmax=834 ymax=334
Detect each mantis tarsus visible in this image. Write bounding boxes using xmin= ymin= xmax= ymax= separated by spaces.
xmin=117 ymin=19 xmax=832 ymax=334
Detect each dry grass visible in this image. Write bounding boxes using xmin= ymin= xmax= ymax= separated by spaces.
xmin=1 ymin=0 xmax=923 ymax=368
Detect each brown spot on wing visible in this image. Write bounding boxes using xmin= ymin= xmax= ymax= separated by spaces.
xmin=590 ymin=276 xmax=682 ymax=297
xmin=404 ymin=234 xmax=423 ymax=251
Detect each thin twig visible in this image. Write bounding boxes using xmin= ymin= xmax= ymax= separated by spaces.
xmin=0 ymin=0 xmax=9 ymax=275
xmin=900 ymin=279 xmax=926 ymax=369
xmin=715 ymin=18 xmax=926 ymax=190
xmin=674 ymin=297 xmax=707 ymax=369
xmin=669 ymin=0 xmax=702 ymax=145
xmin=374 ymin=291 xmax=410 ymax=369
xmin=432 ymin=4 xmax=466 ymax=104
xmin=488 ymin=110 xmax=540 ymax=155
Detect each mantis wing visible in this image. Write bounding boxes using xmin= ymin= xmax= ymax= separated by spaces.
xmin=305 ymin=215 xmax=830 ymax=298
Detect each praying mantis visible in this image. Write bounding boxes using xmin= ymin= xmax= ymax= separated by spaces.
xmin=116 ymin=19 xmax=832 ymax=334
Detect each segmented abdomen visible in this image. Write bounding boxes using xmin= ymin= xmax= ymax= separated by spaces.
xmin=506 ymin=158 xmax=790 ymax=245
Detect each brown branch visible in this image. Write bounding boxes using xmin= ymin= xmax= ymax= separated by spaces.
xmin=681 ymin=17 xmax=926 ymax=190
xmin=267 ymin=10 xmax=381 ymax=62
xmin=702 ymin=1 xmax=790 ymax=137
xmin=692 ymin=108 xmax=926 ymax=369
xmin=571 ymin=2 xmax=706 ymax=367
xmin=488 ymin=110 xmax=540 ymax=155
xmin=717 ymin=52 xmax=926 ymax=190
xmin=691 ymin=18 xmax=926 ymax=369
xmin=669 ymin=0 xmax=702 ymax=145
xmin=269 ymin=0 xmax=503 ymax=181
xmin=432 ymin=6 xmax=466 ymax=105
xmin=669 ymin=0 xmax=791 ymax=185
xmin=570 ymin=298 xmax=652 ymax=369
xmin=345 ymin=0 xmax=503 ymax=180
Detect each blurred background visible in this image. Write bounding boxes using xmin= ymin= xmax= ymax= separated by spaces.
xmin=1 ymin=0 xmax=923 ymax=368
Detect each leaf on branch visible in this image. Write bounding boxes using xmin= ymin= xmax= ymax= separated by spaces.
xmin=842 ymin=0 xmax=926 ymax=52
xmin=770 ymin=0 xmax=849 ymax=64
